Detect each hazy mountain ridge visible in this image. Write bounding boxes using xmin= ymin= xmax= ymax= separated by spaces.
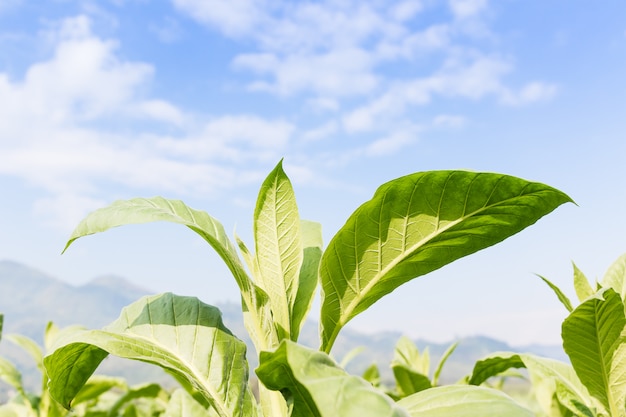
xmin=0 ymin=259 xmax=567 ymax=393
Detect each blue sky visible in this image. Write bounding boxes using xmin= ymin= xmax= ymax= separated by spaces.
xmin=0 ymin=0 xmax=625 ymax=346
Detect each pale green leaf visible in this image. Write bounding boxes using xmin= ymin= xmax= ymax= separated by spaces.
xmin=44 ymin=293 xmax=257 ymax=417
xmin=362 ymin=364 xmax=381 ymax=387
xmin=256 ymin=340 xmax=410 ymax=417
xmin=0 ymin=357 xmax=24 ymax=395
xmin=62 ymin=196 xmax=276 ymax=352
xmin=108 ymin=382 xmax=169 ymax=417
xmin=538 ymin=274 xmax=574 ymax=312
xmin=396 ymin=385 xmax=534 ymax=417
xmin=573 ymin=263 xmax=594 ymax=303
xmin=562 ymin=288 xmax=626 ymax=416
xmin=391 ymin=337 xmax=431 ymax=396
xmin=469 ymin=352 xmax=598 ymax=416
xmin=254 ymin=160 xmax=303 ymax=341
xmin=5 ymin=334 xmax=43 ymax=373
xmin=432 ymin=342 xmax=458 ymax=386
xmin=291 ymin=220 xmax=323 ymax=342
xmin=600 ymin=253 xmax=626 ymax=301
xmin=164 ymin=389 xmax=215 ymax=417
xmin=319 ymin=171 xmax=572 ymax=351
xmin=71 ymin=375 xmax=127 ymax=407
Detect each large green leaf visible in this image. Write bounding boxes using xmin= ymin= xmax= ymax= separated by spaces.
xmin=396 ymin=385 xmax=534 ymax=417
xmin=44 ymin=293 xmax=257 ymax=417
xmin=254 ymin=160 xmax=303 ymax=341
xmin=319 ymin=170 xmax=572 ymax=351
xmin=62 ymin=196 xmax=276 ymax=353
xmin=256 ymin=340 xmax=410 ymax=417
xmin=562 ymin=288 xmax=626 ymax=416
xmin=600 ymin=253 xmax=626 ymax=300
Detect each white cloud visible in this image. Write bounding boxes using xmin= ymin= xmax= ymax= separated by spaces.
xmin=172 ymin=0 xmax=269 ymax=37
xmin=433 ymin=114 xmax=466 ymax=127
xmin=235 ymin=48 xmax=379 ymax=97
xmin=365 ymin=131 xmax=417 ymax=156
xmin=0 ymin=15 xmax=299 ymax=230
xmin=449 ymin=0 xmax=488 ymax=19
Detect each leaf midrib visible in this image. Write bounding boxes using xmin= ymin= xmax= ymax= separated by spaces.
xmin=329 ymin=185 xmax=542 ymax=349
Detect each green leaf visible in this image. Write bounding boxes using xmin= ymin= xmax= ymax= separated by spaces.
xmin=108 ymin=382 xmax=170 ymax=417
xmin=256 ymin=340 xmax=410 ymax=417
xmin=319 ymin=171 xmax=572 ymax=352
xmin=254 ymin=160 xmax=303 ymax=341
xmin=0 ymin=314 xmax=3 ymax=341
xmin=44 ymin=293 xmax=257 ymax=417
xmin=600 ymin=253 xmax=626 ymax=300
xmin=164 ymin=389 xmax=215 ymax=417
xmin=62 ymin=196 xmax=277 ymax=352
xmin=538 ymin=274 xmax=574 ymax=312
xmin=468 ymin=352 xmax=598 ymax=416
xmin=0 ymin=357 xmax=24 ymax=395
xmin=432 ymin=342 xmax=458 ymax=386
xmin=573 ymin=262 xmax=594 ymax=303
xmin=362 ymin=364 xmax=381 ymax=387
xmin=5 ymin=334 xmax=43 ymax=373
xmin=396 ymin=385 xmax=534 ymax=417
xmin=291 ymin=220 xmax=323 ymax=342
xmin=562 ymin=288 xmax=626 ymax=416
xmin=391 ymin=337 xmax=432 ymax=397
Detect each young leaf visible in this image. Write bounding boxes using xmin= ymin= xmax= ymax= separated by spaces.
xmin=291 ymin=220 xmax=323 ymax=341
xmin=44 ymin=293 xmax=257 ymax=417
xmin=396 ymin=385 xmax=534 ymax=417
xmin=0 ymin=357 xmax=24 ymax=396
xmin=573 ymin=262 xmax=594 ymax=303
xmin=256 ymin=340 xmax=410 ymax=417
xmin=391 ymin=337 xmax=432 ymax=396
xmin=537 ymin=274 xmax=574 ymax=312
xmin=5 ymin=334 xmax=43 ymax=373
xmin=432 ymin=342 xmax=458 ymax=386
xmin=600 ymin=253 xmax=626 ymax=300
xmin=320 ymin=171 xmax=572 ymax=352
xmin=254 ymin=160 xmax=303 ymax=341
xmin=164 ymin=389 xmax=215 ymax=417
xmin=468 ymin=352 xmax=598 ymax=416
xmin=562 ymin=288 xmax=626 ymax=416
xmin=62 ymin=196 xmax=277 ymax=351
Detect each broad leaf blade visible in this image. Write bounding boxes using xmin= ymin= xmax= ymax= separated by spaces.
xmin=256 ymin=340 xmax=410 ymax=417
xmin=44 ymin=293 xmax=257 ymax=417
xmin=63 ymin=196 xmax=276 ymax=352
xmin=562 ymin=288 xmax=626 ymax=416
xmin=397 ymin=385 xmax=534 ymax=417
xmin=254 ymin=160 xmax=303 ymax=341
xmin=392 ymin=337 xmax=432 ymax=396
xmin=320 ymin=171 xmax=572 ymax=351
xmin=600 ymin=253 xmax=626 ymax=300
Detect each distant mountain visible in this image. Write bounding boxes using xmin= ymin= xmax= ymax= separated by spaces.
xmin=0 ymin=259 xmax=568 ymax=394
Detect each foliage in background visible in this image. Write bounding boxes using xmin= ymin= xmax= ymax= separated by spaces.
xmin=39 ymin=160 xmax=572 ymax=416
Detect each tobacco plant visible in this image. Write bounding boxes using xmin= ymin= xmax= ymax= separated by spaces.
xmin=467 ymin=253 xmax=626 ymax=417
xmin=43 ymin=161 xmax=571 ymax=416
